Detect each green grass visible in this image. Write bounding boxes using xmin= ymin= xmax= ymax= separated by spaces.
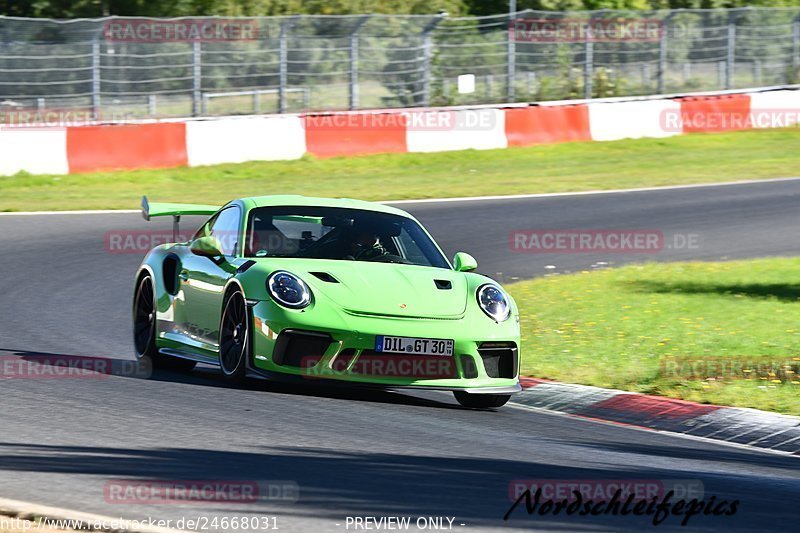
xmin=2 ymin=128 xmax=800 ymax=212
xmin=508 ymin=258 xmax=800 ymax=415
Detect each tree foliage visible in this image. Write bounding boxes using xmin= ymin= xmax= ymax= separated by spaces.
xmin=5 ymin=1 xmax=798 ymax=19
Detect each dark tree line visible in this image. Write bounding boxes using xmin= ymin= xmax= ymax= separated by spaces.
xmin=3 ymin=0 xmax=800 ymax=19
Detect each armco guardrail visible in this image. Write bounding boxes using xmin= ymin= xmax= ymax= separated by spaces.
xmin=0 ymin=85 xmax=798 ymax=177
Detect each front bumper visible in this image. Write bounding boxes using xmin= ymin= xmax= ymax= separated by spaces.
xmin=249 ymin=300 xmax=521 ymax=392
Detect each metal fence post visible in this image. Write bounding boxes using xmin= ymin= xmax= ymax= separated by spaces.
xmin=657 ymin=14 xmax=673 ymax=94
xmin=507 ymin=0 xmax=517 ymax=101
xmin=726 ymin=11 xmax=738 ymax=90
xmin=420 ymin=14 xmax=445 ymax=107
xmin=192 ymin=42 xmax=201 ymax=117
xmin=278 ymin=21 xmax=295 ymax=114
xmin=584 ymin=39 xmax=594 ymax=99
xmin=91 ymin=39 xmax=101 ymax=120
xmin=793 ymin=16 xmax=800 ymax=70
xmin=348 ymin=32 xmax=359 ymax=110
xmin=349 ymin=16 xmax=371 ymax=111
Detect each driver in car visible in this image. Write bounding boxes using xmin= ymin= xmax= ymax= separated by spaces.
xmin=349 ymin=227 xmax=389 ymax=261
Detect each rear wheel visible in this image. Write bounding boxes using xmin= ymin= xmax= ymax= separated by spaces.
xmin=219 ymin=289 xmax=249 ymax=384
xmin=133 ymin=273 xmax=196 ymax=372
xmin=453 ymin=391 xmax=511 ymax=409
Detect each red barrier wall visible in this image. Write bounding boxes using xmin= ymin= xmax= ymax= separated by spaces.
xmin=677 ymin=94 xmax=752 ymax=133
xmin=505 ymin=105 xmax=591 ymax=146
xmin=67 ymin=123 xmax=188 ymax=173
xmin=304 ymin=113 xmax=407 ymax=158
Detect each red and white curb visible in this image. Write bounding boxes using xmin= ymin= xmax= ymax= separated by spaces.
xmin=514 ymin=378 xmax=800 ymax=454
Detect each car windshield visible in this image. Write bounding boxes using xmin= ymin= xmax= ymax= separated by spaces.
xmin=244 ymin=206 xmax=450 ymax=268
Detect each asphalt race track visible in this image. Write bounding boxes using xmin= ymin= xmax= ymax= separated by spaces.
xmin=1 ymin=179 xmax=799 ymax=532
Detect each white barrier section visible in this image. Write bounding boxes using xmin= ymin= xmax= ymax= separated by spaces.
xmin=0 ymin=128 xmax=69 ymax=176
xmin=749 ymin=89 xmax=800 ymax=128
xmin=588 ymin=99 xmax=683 ymax=141
xmin=186 ymin=116 xmax=306 ymax=166
xmin=406 ymin=108 xmax=507 ymax=153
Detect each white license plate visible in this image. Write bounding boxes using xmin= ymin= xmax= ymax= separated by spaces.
xmin=375 ymin=335 xmax=454 ymax=356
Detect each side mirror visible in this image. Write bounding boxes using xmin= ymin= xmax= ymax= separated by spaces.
xmin=453 ymin=252 xmax=477 ymax=272
xmin=191 ymin=236 xmax=224 ymax=258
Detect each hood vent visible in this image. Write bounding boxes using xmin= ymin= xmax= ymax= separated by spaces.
xmin=310 ymin=272 xmax=339 ymax=283
xmin=434 ymin=279 xmax=452 ymax=290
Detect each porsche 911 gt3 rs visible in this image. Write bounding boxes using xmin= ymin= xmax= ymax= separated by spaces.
xmin=133 ymin=195 xmax=521 ymax=408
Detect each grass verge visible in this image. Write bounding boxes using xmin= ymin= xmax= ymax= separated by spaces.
xmin=508 ymin=257 xmax=800 ymax=416
xmin=2 ymin=128 xmax=800 ymax=211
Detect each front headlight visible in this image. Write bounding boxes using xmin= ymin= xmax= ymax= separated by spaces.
xmin=477 ymin=284 xmax=510 ymax=322
xmin=267 ymin=271 xmax=312 ymax=309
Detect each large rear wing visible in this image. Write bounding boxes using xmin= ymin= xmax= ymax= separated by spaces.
xmin=141 ymin=196 xmax=220 ymax=242
xmin=141 ymin=196 xmax=219 ymax=221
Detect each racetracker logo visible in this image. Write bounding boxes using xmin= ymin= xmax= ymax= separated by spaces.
xmin=510 ymin=230 xmax=658 ymax=254
xmin=0 ymin=356 xmax=110 ymax=380
xmin=301 ymin=355 xmax=457 ymax=380
xmin=661 ymin=108 xmax=800 ymax=132
xmin=103 ymin=480 xmax=299 ymax=504
xmin=1 ymin=109 xmax=99 ymax=129
xmin=510 ymin=18 xmax=663 ymax=43
xmin=105 ymin=230 xmax=194 ymax=254
xmin=304 ymin=109 xmax=498 ymax=132
xmin=103 ymin=18 xmax=260 ymax=43
xmin=660 ymin=356 xmax=800 ymax=384
xmin=0 ymin=355 xmax=150 ymax=380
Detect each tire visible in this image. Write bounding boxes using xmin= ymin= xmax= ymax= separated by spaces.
xmin=133 ymin=273 xmax=196 ymax=372
xmin=453 ymin=391 xmax=511 ymax=409
xmin=219 ymin=289 xmax=249 ymax=384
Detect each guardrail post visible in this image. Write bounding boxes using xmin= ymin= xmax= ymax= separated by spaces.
xmin=507 ymin=0 xmax=517 ymax=101
xmin=726 ymin=10 xmax=744 ymax=90
xmin=278 ymin=20 xmax=297 ymax=114
xmin=348 ymin=32 xmax=359 ymax=110
xmin=349 ymin=16 xmax=371 ymax=111
xmin=192 ymin=42 xmax=201 ymax=117
xmin=584 ymin=38 xmax=594 ymax=99
xmin=657 ymin=14 xmax=673 ymax=94
xmin=91 ymin=39 xmax=101 ymax=120
xmin=420 ymin=14 xmax=445 ymax=107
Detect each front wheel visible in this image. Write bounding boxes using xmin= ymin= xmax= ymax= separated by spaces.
xmin=219 ymin=289 xmax=249 ymax=384
xmin=453 ymin=391 xmax=511 ymax=409
xmin=133 ymin=273 xmax=196 ymax=372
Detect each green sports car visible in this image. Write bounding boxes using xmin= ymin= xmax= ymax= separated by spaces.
xmin=133 ymin=195 xmax=521 ymax=408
